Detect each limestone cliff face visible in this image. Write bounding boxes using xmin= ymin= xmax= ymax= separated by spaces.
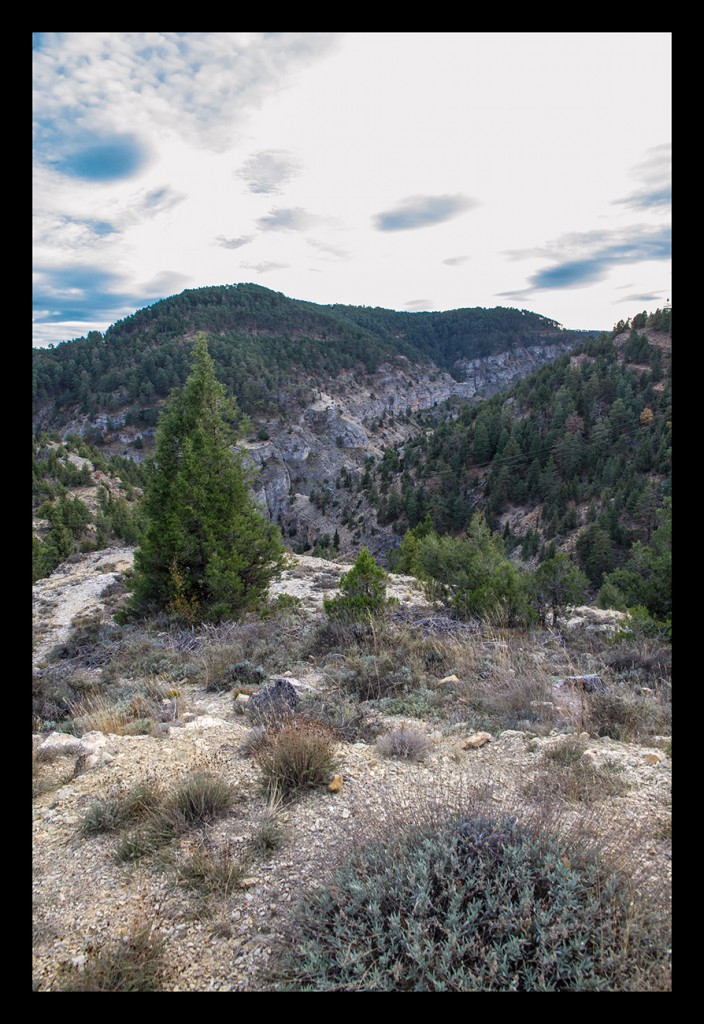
xmin=240 ymin=341 xmax=579 ymax=557
xmin=34 ymin=339 xmax=579 ymax=560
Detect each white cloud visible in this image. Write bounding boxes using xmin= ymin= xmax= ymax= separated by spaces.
xmin=33 ymin=33 xmax=671 ymax=344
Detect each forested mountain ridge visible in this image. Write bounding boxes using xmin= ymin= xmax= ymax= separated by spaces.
xmin=369 ymin=310 xmax=671 ymax=620
xmin=32 ymin=283 xmax=594 ymax=425
xmin=32 ymin=284 xmax=597 ymax=568
xmin=33 ymin=286 xmax=670 ymax=630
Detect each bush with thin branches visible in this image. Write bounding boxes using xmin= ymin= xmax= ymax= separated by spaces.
xmin=253 ymin=719 xmax=337 ymax=797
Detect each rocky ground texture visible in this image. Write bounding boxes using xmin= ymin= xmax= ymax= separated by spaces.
xmin=32 ymin=550 xmax=672 ymax=992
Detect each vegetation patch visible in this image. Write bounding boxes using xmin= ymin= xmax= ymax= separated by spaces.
xmin=376 ymin=725 xmax=432 ymax=761
xmin=56 ymin=919 xmax=165 ymax=992
xmin=268 ymin=809 xmax=670 ymax=991
xmin=253 ymin=719 xmax=337 ymax=798
xmin=523 ymin=736 xmax=630 ymax=805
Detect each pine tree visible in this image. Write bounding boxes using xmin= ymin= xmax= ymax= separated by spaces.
xmin=128 ymin=334 xmax=285 ymax=621
xmin=323 ymin=547 xmax=388 ymax=620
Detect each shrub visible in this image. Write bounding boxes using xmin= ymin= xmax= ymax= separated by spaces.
xmin=323 ymin=548 xmax=388 ymax=621
xmin=376 ymin=725 xmax=432 ymax=761
xmin=523 ymin=736 xmax=630 ymax=805
xmin=167 ymin=771 xmax=236 ymax=827
xmin=253 ymin=719 xmax=337 ymax=797
xmin=458 ymin=673 xmax=560 ymax=734
xmin=249 ymin=789 xmax=287 ymax=854
xmin=103 ymin=770 xmax=235 ymax=861
xmin=80 ymin=781 xmax=163 ymax=836
xmin=583 ymin=688 xmax=669 ymax=742
xmin=328 ymin=651 xmax=414 ymax=701
xmin=57 ymin=920 xmax=165 ymax=992
xmin=269 ymin=811 xmax=670 ymax=991
xmin=174 ymin=839 xmax=247 ymax=896
xmin=67 ymin=694 xmax=164 ymax=737
xmin=415 ymin=514 xmax=533 ymax=626
xmin=206 ymin=659 xmax=267 ymax=692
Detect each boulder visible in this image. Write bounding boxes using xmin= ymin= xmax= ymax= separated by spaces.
xmin=247 ymin=678 xmax=300 ymax=722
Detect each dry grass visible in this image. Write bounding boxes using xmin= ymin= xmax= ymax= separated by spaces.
xmin=253 ymin=718 xmax=338 ymax=797
xmin=173 ymin=838 xmax=248 ymax=896
xmin=522 ymin=735 xmax=630 ymax=805
xmin=56 ymin=918 xmax=166 ymax=992
xmin=32 ymin=739 xmax=83 ymax=798
xmin=65 ymin=684 xmax=186 ymax=738
xmin=80 ymin=779 xmax=164 ymax=836
xmin=376 ymin=725 xmax=433 ymax=762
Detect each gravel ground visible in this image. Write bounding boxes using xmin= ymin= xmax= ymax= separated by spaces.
xmin=32 ymin=549 xmax=671 ymax=991
xmin=32 ymin=684 xmax=672 ymax=992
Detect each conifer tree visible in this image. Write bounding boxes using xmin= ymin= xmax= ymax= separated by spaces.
xmin=128 ymin=334 xmax=285 ymax=621
xmin=323 ymin=547 xmax=388 ymax=620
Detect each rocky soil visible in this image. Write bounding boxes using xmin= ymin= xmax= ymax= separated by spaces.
xmin=32 ymin=550 xmax=672 ymax=992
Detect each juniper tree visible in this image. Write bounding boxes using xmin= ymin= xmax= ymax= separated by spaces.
xmin=323 ymin=547 xmax=388 ymax=620
xmin=128 ymin=334 xmax=285 ymax=621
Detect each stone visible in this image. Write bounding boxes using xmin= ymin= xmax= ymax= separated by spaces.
xmin=269 ymin=674 xmax=314 ymax=693
xmin=558 ymin=674 xmax=605 ymax=693
xmin=247 ymin=678 xmax=300 ymax=722
xmin=38 ymin=733 xmax=82 ymax=754
xmin=643 ymin=752 xmax=665 ymax=765
xmin=460 ymin=732 xmax=493 ymax=749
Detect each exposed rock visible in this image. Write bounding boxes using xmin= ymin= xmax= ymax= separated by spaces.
xmin=38 ymin=734 xmax=83 ymax=755
xmin=563 ymin=606 xmax=627 ymax=632
xmin=558 ymin=674 xmax=606 ymax=693
xmin=460 ymin=732 xmax=493 ymax=749
xmin=247 ymin=678 xmax=300 ymax=722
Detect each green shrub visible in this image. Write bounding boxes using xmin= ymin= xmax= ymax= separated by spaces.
xmin=269 ymin=811 xmax=670 ymax=991
xmin=415 ymin=514 xmax=533 ymax=626
xmin=81 ymin=781 xmax=163 ymax=836
xmin=323 ymin=548 xmax=388 ymax=621
xmin=168 ymin=771 xmax=236 ymax=827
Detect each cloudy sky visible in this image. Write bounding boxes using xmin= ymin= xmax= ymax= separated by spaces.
xmin=32 ymin=32 xmax=671 ymax=349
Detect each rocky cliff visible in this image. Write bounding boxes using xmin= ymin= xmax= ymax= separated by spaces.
xmin=33 ymin=340 xmax=580 ymax=560
xmin=242 ymin=341 xmax=579 ymax=556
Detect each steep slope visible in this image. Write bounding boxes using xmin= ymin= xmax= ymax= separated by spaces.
xmin=367 ymin=312 xmax=671 ymax=603
xmin=32 ymin=284 xmax=594 ymax=560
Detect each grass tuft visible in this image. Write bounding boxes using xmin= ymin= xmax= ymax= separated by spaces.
xmin=253 ymin=719 xmax=337 ymax=797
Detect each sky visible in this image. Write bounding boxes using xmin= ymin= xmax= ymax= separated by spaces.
xmin=32 ymin=32 xmax=672 ymax=349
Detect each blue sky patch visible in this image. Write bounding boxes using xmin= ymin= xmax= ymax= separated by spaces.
xmin=51 ymin=134 xmax=149 ymax=182
xmin=375 ymin=195 xmax=478 ymax=232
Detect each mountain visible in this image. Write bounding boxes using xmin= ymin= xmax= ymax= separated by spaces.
xmin=32 ymin=284 xmax=595 ymax=423
xmin=32 ymin=284 xmax=596 ymax=560
xmin=371 ymin=311 xmax=671 ymax=616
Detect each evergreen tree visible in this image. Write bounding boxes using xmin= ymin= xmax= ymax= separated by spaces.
xmin=323 ymin=547 xmax=388 ymax=620
xmin=128 ymin=334 xmax=285 ymax=621
xmin=531 ymin=552 xmax=588 ymax=626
